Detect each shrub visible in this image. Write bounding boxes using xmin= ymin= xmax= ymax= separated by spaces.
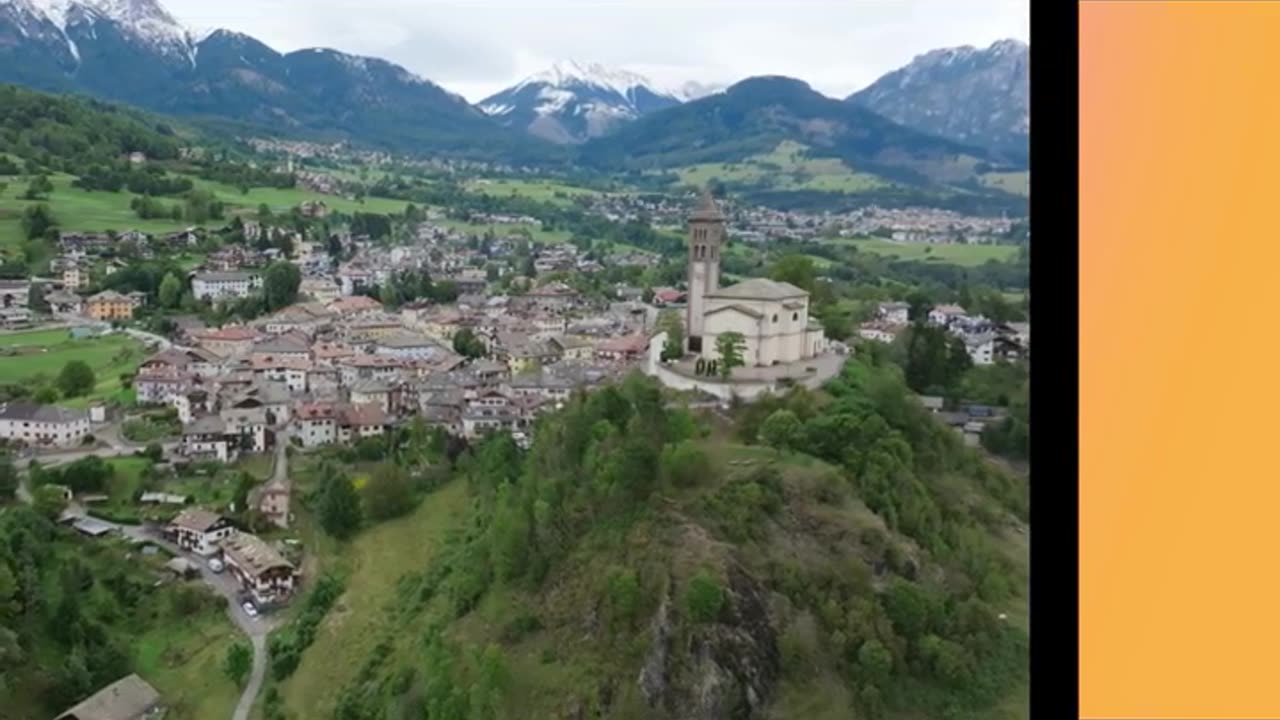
xmin=684 ymin=571 xmax=725 ymax=624
xmin=659 ymin=440 xmax=713 ymax=487
xmin=604 ymin=567 xmax=642 ymax=627
xmin=499 ymin=611 xmax=543 ymax=643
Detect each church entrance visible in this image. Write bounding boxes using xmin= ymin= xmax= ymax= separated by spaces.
xmin=688 ymin=336 xmax=703 ymax=354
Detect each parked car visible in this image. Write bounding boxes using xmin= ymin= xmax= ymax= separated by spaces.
xmin=242 ymin=602 xmax=258 ymax=618
xmin=208 ymin=558 xmax=224 ymax=573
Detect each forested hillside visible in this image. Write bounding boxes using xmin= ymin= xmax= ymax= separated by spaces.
xmin=0 ymin=84 xmax=188 ymax=172
xmin=268 ymin=356 xmax=1029 ymax=720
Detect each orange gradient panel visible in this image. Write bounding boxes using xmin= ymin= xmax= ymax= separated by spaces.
xmin=1081 ymin=2 xmax=1280 ymax=717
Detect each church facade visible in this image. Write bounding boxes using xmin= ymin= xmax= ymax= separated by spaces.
xmin=684 ymin=192 xmax=828 ymax=367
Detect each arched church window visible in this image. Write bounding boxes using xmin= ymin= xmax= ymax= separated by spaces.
xmin=772 ymin=314 xmax=779 ymax=323
xmin=793 ymin=312 xmax=799 ymax=321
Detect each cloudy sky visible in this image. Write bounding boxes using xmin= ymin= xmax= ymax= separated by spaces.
xmin=164 ymin=0 xmax=1028 ymax=102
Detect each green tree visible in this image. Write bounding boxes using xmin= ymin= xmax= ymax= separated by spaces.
xmin=23 ymin=174 xmax=53 ymax=200
xmin=759 ymin=409 xmax=803 ymax=454
xmin=158 ymin=272 xmax=182 ymax=309
xmin=361 ymin=463 xmax=414 ymax=522
xmin=468 ymin=644 xmax=509 ymax=720
xmin=56 ymin=360 xmax=95 ymax=398
xmin=714 ymin=331 xmax=746 ymax=379
xmin=262 ymin=261 xmax=301 ymax=311
xmin=657 ymin=309 xmax=685 ymax=361
xmin=684 ymin=571 xmax=725 ymax=623
xmin=33 ymin=386 xmax=59 ymax=404
xmin=659 ymin=440 xmax=712 ymax=487
xmin=945 ymin=335 xmax=974 ymax=388
xmin=0 ymin=562 xmax=19 ymax=622
xmin=317 ymin=471 xmax=362 ymax=540
xmin=20 ymin=203 xmax=57 ymax=240
xmin=857 ymin=638 xmax=893 ymax=680
xmin=0 ymin=456 xmax=16 ymax=499
xmin=883 ymin=579 xmax=937 ymax=641
xmin=906 ymin=291 xmax=932 ymax=322
xmin=452 ymin=328 xmax=487 ymax=359
xmin=224 ymin=642 xmax=252 ymax=686
xmin=604 ymin=567 xmax=642 ymax=627
xmin=770 ymin=254 xmax=818 ymax=295
xmin=34 ymin=485 xmax=68 ymax=520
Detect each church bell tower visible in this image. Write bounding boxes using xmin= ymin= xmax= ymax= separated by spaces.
xmin=686 ymin=188 xmax=726 ymax=353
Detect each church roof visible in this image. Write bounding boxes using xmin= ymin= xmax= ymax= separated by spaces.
xmin=689 ymin=189 xmax=724 ymax=221
xmin=706 ymin=304 xmax=764 ymax=319
xmin=705 ymin=278 xmax=808 ymax=301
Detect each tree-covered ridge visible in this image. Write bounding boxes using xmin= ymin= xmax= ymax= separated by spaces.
xmin=0 ymin=84 xmax=186 ymax=172
xmin=306 ymin=360 xmax=1027 ymax=720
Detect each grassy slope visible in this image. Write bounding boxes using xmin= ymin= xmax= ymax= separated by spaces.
xmin=0 ymin=328 xmax=147 ymax=406
xmin=0 ymin=172 xmax=413 ymax=253
xmin=313 ymin=436 xmax=1028 ymax=720
xmin=273 ymin=480 xmax=470 ymax=718
xmin=978 ymin=171 xmax=1030 ymax=197
xmin=134 ymin=610 xmax=244 ymax=720
xmin=465 ymin=178 xmax=601 ymax=206
xmin=673 ymin=140 xmax=888 ymax=193
xmin=834 ymin=236 xmax=1018 ymax=267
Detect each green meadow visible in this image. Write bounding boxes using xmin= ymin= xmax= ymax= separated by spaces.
xmin=834 ymin=236 xmax=1018 ymax=267
xmin=0 ymin=327 xmax=147 ymax=406
xmin=0 ymin=171 xmax=413 ymax=254
xmin=465 ymin=177 xmax=602 ymax=206
xmin=673 ymin=140 xmax=888 ymax=193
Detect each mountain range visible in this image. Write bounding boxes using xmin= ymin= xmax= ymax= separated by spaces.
xmin=848 ymin=39 xmax=1029 ymax=164
xmin=478 ymin=60 xmax=722 ymax=144
xmin=0 ymin=0 xmax=1029 ymax=179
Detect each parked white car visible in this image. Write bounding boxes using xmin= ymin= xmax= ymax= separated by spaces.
xmin=242 ymin=602 xmax=258 ymax=618
xmin=208 ymin=558 xmax=224 ymax=573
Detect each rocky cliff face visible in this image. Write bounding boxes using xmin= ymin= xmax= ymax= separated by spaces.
xmin=638 ymin=564 xmax=780 ymax=720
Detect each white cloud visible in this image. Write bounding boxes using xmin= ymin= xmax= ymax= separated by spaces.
xmin=165 ymin=0 xmax=1028 ymax=102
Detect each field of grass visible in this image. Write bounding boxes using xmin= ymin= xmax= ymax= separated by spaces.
xmin=0 ymin=328 xmax=147 ymax=405
xmin=835 ymin=236 xmax=1018 ymax=267
xmin=274 ymin=479 xmax=469 ymax=718
xmin=0 ymin=174 xmax=203 ymax=252
xmin=190 ymin=178 xmax=410 ymax=216
xmin=979 ymin=171 xmax=1031 ymax=197
xmin=673 ymin=140 xmax=887 ymax=194
xmin=133 ymin=599 xmax=243 ymax=720
xmin=0 ymin=171 xmax=413 ymax=254
xmin=465 ymin=178 xmax=601 ymax=206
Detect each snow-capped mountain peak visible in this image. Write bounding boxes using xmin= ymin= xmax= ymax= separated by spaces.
xmin=520 ymin=59 xmax=655 ymax=97
xmin=10 ymin=0 xmax=194 ymax=63
xmin=478 ymin=59 xmax=723 ymax=144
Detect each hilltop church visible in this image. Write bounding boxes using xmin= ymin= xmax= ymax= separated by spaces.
xmin=684 ymin=191 xmax=828 ymax=367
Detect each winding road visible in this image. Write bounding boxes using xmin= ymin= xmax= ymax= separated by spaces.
xmin=16 ymin=431 xmax=291 ymax=720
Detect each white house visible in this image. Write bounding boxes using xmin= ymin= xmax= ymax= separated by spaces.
xmin=928 ymin=304 xmax=968 ymax=328
xmin=964 ymin=333 xmax=996 ymax=366
xmin=167 ymin=509 xmax=237 ymax=556
xmin=181 ymin=415 xmax=236 ymax=463
xmin=858 ymin=321 xmax=905 ymax=344
xmin=0 ymin=403 xmax=90 ymax=448
xmin=294 ymin=402 xmax=338 ymax=447
xmin=192 ymin=271 xmax=263 ymax=301
xmin=877 ymin=301 xmax=911 ymax=325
